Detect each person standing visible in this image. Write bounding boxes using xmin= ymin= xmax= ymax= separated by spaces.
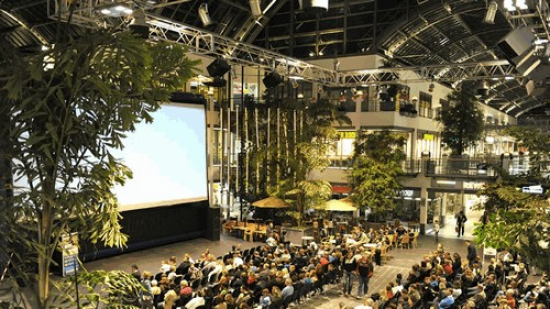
xmin=465 ymin=240 xmax=477 ymax=266
xmin=356 ymin=254 xmax=374 ymax=299
xmin=433 ymin=219 xmax=440 ymax=243
xmin=342 ymin=250 xmax=358 ymax=297
xmin=456 ymin=210 xmax=467 ymax=237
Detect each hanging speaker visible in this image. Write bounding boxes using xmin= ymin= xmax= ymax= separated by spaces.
xmin=204 ymin=77 xmax=227 ymax=88
xmin=263 ymin=72 xmax=283 ymax=88
xmin=207 ymin=58 xmax=231 ymax=77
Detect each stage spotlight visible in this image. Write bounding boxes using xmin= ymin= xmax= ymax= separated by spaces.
xmin=483 ymin=0 xmax=498 ymax=24
xmin=198 ymin=3 xmax=212 ymax=26
xmin=476 ymin=80 xmax=489 ymax=98
xmin=249 ymin=0 xmax=263 ymax=18
xmin=129 ymin=9 xmax=149 ymax=39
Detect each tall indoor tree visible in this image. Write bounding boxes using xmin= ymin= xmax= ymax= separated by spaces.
xmin=474 ymin=127 xmax=550 ymax=272
xmin=437 ymin=89 xmax=484 ymax=156
xmin=351 ymin=130 xmax=406 ymax=221
xmin=0 ymin=26 xmax=199 ymax=308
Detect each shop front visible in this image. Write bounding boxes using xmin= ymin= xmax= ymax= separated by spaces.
xmin=427 ymin=179 xmax=487 ymax=238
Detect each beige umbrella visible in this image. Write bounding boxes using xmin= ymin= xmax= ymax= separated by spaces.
xmin=315 ymin=198 xmax=357 ymax=212
xmin=252 ymin=196 xmax=288 ymax=208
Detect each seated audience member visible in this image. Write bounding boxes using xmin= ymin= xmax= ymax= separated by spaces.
xmin=158 ymin=289 xmax=178 ymax=309
xmin=438 ymin=288 xmax=455 ymax=309
xmin=185 ymin=288 xmax=206 ymax=309
xmin=355 ymin=297 xmax=375 ymax=309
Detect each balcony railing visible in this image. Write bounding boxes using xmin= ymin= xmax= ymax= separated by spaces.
xmin=425 ymin=158 xmax=497 ymax=177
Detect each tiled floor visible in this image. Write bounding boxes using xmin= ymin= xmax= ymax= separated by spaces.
xmin=84 ymin=233 xmax=482 ymax=309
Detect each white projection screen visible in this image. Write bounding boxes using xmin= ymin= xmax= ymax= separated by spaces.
xmin=112 ymin=102 xmax=208 ymax=212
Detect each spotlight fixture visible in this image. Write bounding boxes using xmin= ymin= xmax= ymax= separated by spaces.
xmin=476 ymin=80 xmax=490 ymax=98
xmin=129 ymin=9 xmax=149 ymax=39
xmin=483 ymin=0 xmax=498 ymax=24
xmin=198 ymin=3 xmax=212 ymax=26
xmin=290 ymin=79 xmax=299 ymax=89
xmin=249 ymin=0 xmax=263 ymax=18
xmin=428 ymin=83 xmax=435 ymax=92
xmin=299 ymin=0 xmax=329 ymax=12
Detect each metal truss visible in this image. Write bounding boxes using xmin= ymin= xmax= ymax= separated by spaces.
xmin=48 ymin=0 xmax=521 ymax=88
xmin=338 ymin=60 xmax=519 ymax=86
xmin=146 ymin=15 xmax=340 ymax=85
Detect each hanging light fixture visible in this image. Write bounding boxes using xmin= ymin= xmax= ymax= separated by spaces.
xmin=299 ymin=0 xmax=329 ymax=13
xmin=249 ymin=0 xmax=263 ymax=18
xmin=483 ymin=0 xmax=498 ymax=24
xmin=198 ymin=3 xmax=212 ymax=26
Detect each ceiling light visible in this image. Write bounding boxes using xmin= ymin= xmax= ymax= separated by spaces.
xmin=198 ymin=3 xmax=212 ymax=26
xmin=483 ymin=0 xmax=498 ymax=24
xmin=101 ymin=8 xmax=111 ymax=15
xmin=299 ymin=0 xmax=329 ymax=12
xmin=442 ymin=3 xmax=452 ymax=12
xmin=249 ymin=0 xmax=262 ymax=18
xmin=318 ymin=51 xmax=324 ymax=56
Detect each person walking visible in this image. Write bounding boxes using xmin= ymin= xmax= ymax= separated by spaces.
xmin=342 ymin=250 xmax=357 ymax=297
xmin=433 ymin=219 xmax=440 ymax=243
xmin=356 ymin=254 xmax=374 ymax=299
xmin=456 ymin=211 xmax=467 ymax=237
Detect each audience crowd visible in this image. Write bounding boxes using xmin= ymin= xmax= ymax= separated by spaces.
xmin=123 ymin=224 xmax=549 ymax=309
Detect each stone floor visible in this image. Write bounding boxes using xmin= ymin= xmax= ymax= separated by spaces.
xmin=85 ymin=232 xmax=480 ymax=309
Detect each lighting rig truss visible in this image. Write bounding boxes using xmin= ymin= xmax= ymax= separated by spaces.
xmin=48 ymin=0 xmax=522 ymax=87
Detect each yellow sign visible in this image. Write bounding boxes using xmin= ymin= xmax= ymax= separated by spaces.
xmin=339 ymin=131 xmax=356 ymax=139
xmin=423 ymin=133 xmax=434 ymax=140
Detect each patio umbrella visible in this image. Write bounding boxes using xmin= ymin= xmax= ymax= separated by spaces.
xmin=315 ymin=198 xmax=357 ymax=212
xmin=251 ymin=196 xmax=288 ymax=208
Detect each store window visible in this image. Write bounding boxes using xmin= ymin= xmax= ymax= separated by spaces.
xmin=418 ymin=91 xmax=432 ymax=118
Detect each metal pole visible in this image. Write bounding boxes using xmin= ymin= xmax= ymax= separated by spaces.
xmin=74 ymin=255 xmax=80 ymax=309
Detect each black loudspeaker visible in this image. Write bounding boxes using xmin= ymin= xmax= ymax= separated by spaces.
xmin=207 ymin=58 xmax=231 ymax=77
xmin=263 ymin=72 xmax=283 ymax=88
xmin=206 ymin=207 xmax=221 ymax=241
xmin=204 ymin=77 xmax=227 ymax=88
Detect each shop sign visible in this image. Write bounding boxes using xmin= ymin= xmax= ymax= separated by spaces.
xmin=338 ymin=131 xmax=356 ymax=139
xmin=522 ymin=185 xmax=543 ymax=194
xmin=463 ymin=181 xmax=485 ymax=190
xmin=431 ymin=179 xmax=462 ymax=189
xmin=423 ymin=133 xmax=434 ymax=140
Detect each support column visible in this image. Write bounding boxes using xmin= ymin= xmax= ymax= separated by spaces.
xmin=420 ymin=186 xmax=428 ymax=235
